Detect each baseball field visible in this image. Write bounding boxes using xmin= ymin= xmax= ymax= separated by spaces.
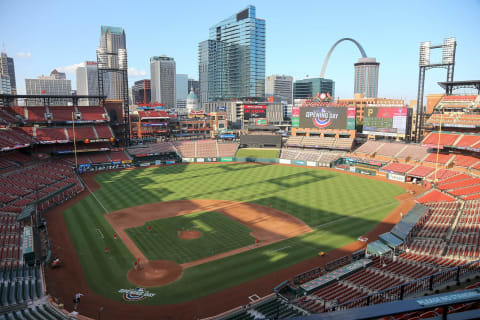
xmin=61 ymin=163 xmax=405 ymax=305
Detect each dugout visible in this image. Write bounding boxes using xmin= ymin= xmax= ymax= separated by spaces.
xmin=239 ymin=134 xmax=282 ymax=148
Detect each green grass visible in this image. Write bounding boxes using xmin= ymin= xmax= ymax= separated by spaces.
xmin=63 ymin=163 xmax=404 ymax=305
xmin=235 ymin=148 xmax=280 ymax=158
xmin=125 ymin=211 xmax=255 ymax=263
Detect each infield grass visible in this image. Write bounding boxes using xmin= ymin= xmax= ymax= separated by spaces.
xmin=126 ymin=211 xmax=256 ymax=263
xmin=63 ymin=163 xmax=404 ymax=304
xmin=235 ymin=148 xmax=280 ymax=159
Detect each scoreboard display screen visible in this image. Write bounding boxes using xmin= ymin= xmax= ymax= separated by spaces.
xmin=244 ymin=105 xmax=266 ymax=120
xmin=293 ymin=106 xmax=356 ymax=130
xmin=363 ymin=107 xmax=409 ymax=136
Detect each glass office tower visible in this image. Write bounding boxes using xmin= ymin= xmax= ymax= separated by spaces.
xmin=199 ymin=5 xmax=265 ymax=103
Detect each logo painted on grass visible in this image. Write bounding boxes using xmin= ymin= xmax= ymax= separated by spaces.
xmin=118 ymin=288 xmax=155 ymax=301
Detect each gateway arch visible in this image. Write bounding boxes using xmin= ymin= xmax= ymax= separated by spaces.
xmin=320 ymin=38 xmax=379 ymax=98
xmin=320 ymin=38 xmax=367 ymax=78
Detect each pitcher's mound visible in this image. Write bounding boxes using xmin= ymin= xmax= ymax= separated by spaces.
xmin=179 ymin=230 xmax=202 ymax=240
xmin=128 ymin=260 xmax=182 ymax=287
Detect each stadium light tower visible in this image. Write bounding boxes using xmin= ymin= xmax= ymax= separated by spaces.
xmin=414 ymin=38 xmax=456 ymax=143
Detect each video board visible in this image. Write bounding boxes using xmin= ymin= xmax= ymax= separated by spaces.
xmin=244 ymin=105 xmax=266 ymax=120
xmin=362 ymin=107 xmax=409 ymax=136
xmin=292 ymin=106 xmax=356 ymax=129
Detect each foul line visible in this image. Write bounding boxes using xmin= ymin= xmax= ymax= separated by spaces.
xmin=81 ymin=176 xmax=109 ymax=214
xmin=96 ymin=228 xmax=104 ymax=239
xmin=266 ymin=246 xmax=291 ymax=255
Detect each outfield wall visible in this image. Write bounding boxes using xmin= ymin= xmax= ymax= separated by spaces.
xmin=180 ymin=157 xmax=331 ymax=168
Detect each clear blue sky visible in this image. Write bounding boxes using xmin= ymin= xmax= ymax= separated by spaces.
xmin=1 ymin=0 xmax=479 ymax=101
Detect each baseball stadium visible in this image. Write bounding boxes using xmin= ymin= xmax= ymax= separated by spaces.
xmin=0 ymin=89 xmax=480 ymax=320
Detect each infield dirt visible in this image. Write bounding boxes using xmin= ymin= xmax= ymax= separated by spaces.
xmin=44 ymin=166 xmax=426 ymax=320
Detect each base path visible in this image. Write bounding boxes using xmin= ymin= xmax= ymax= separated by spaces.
xmin=105 ymin=199 xmax=313 ymax=276
xmin=179 ymin=230 xmax=202 ymax=240
xmin=127 ymin=260 xmax=183 ymax=287
xmin=44 ymin=167 xmax=426 ymax=320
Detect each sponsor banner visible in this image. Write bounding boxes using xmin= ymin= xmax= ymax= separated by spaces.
xmin=291 ymin=117 xmax=300 ymax=128
xmin=196 ymin=158 xmax=205 ymax=163
xmin=388 ymin=173 xmax=406 ymax=182
xmin=139 ymin=162 xmax=151 ymax=167
xmin=216 ymin=106 xmax=227 ymax=112
xmin=121 ymin=160 xmax=132 ymax=164
xmin=182 ymin=158 xmax=194 ymax=162
xmin=363 ymin=130 xmax=403 ymax=137
xmin=221 ymin=157 xmax=233 ymax=162
xmin=292 ymin=107 xmax=300 ymax=117
xmin=155 ymin=160 xmax=161 ymax=165
xmin=363 ymin=107 xmax=408 ymax=135
xmin=279 ymin=159 xmax=291 ymax=165
xmin=142 ymin=123 xmax=168 ymax=126
xmin=79 ymin=163 xmax=91 ymax=168
xmin=295 ymin=160 xmax=306 ymax=166
xmin=166 ymin=160 xmax=175 ymax=164
xmin=256 ymin=119 xmax=268 ymax=126
xmin=244 ymin=105 xmax=266 ymax=120
xmin=219 ymin=134 xmax=236 ymax=139
xmin=119 ymin=288 xmax=156 ymax=302
xmin=442 ymin=124 xmax=476 ymax=128
xmin=306 ymin=161 xmax=317 ymax=167
xmin=298 ymin=107 xmax=355 ymax=130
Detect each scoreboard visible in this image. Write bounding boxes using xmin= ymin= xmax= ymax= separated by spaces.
xmin=363 ymin=107 xmax=411 ymax=137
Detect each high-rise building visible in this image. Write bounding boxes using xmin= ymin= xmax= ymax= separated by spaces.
xmin=132 ymin=79 xmax=151 ymax=105
xmin=76 ymin=61 xmax=104 ymax=105
xmin=265 ymin=75 xmax=293 ymax=104
xmin=150 ymin=55 xmax=176 ymax=108
xmin=188 ymin=79 xmax=200 ymax=99
xmin=50 ymin=69 xmax=66 ymax=80
xmin=0 ymin=52 xmax=16 ymax=94
xmin=293 ymin=78 xmax=335 ymax=100
xmin=176 ymin=74 xmax=188 ymax=108
xmin=99 ymin=25 xmax=127 ymax=100
xmin=198 ymin=5 xmax=266 ymax=104
xmin=354 ymin=57 xmax=379 ymax=98
xmin=0 ymin=75 xmax=11 ymax=94
xmin=25 ymin=74 xmax=72 ymax=105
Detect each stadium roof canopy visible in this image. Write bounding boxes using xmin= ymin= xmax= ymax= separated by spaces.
xmin=437 ymin=80 xmax=480 ymax=94
xmin=391 ymin=204 xmax=428 ymax=240
xmin=367 ymin=240 xmax=391 ymax=256
xmin=379 ymin=232 xmax=403 ymax=248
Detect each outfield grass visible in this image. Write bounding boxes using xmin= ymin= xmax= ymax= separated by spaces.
xmin=126 ymin=211 xmax=256 ymax=263
xmin=63 ymin=163 xmax=404 ymax=304
xmin=235 ymin=148 xmax=280 ymax=158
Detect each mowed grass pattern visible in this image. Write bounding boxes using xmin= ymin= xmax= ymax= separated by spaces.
xmin=126 ymin=211 xmax=255 ymax=263
xmin=63 ymin=163 xmax=405 ymax=304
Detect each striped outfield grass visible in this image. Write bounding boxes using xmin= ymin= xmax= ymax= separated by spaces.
xmin=125 ymin=211 xmax=256 ymax=263
xmin=235 ymin=148 xmax=280 ymax=159
xmin=63 ymin=163 xmax=405 ymax=304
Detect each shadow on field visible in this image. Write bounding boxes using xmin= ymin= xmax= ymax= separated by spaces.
xmin=245 ymin=196 xmax=398 ymax=240
xmin=265 ymin=171 xmax=333 ymax=189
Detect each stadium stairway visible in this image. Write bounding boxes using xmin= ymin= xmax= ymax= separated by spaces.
xmin=445 ymin=201 xmax=465 ymax=244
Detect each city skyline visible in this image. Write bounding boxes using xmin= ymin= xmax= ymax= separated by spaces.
xmin=1 ymin=0 xmax=479 ymax=101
